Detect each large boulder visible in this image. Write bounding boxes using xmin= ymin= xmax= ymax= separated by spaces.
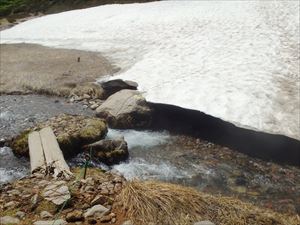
xmin=96 ymin=90 xmax=152 ymax=129
xmin=11 ymin=114 xmax=107 ymax=158
xmin=100 ymin=79 xmax=138 ymax=99
xmin=85 ymin=138 xmax=129 ymax=165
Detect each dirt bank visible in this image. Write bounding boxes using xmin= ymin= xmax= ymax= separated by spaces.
xmin=0 ymin=43 xmax=116 ymax=96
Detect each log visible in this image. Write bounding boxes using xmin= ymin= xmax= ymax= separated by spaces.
xmin=39 ymin=127 xmax=73 ymax=179
xmin=28 ymin=131 xmax=46 ymax=173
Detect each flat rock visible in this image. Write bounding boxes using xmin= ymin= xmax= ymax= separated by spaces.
xmin=33 ymin=219 xmax=67 ymax=225
xmin=0 ymin=216 xmax=20 ymax=224
xmin=84 ymin=204 xmax=109 ymax=218
xmin=42 ymin=181 xmax=70 ymax=205
xmin=15 ymin=211 xmax=25 ymax=219
xmin=96 ymin=90 xmax=152 ymax=128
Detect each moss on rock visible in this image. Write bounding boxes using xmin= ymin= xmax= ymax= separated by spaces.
xmin=11 ymin=114 xmax=107 ymax=158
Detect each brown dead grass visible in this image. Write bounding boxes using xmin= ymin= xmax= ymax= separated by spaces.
xmin=0 ymin=43 xmax=117 ymax=96
xmin=117 ymin=180 xmax=300 ymax=225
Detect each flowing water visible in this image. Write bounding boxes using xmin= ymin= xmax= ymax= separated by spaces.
xmin=1 ymin=128 xmax=300 ymax=214
xmin=1 ymin=95 xmax=300 ymax=214
xmin=72 ymin=129 xmax=300 ymax=214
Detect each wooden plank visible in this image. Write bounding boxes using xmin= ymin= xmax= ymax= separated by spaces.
xmin=39 ymin=127 xmax=72 ymax=179
xmin=28 ymin=131 xmax=46 ymax=173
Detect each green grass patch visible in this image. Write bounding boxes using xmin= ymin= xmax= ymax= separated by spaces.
xmin=0 ymin=0 xmax=28 ymax=17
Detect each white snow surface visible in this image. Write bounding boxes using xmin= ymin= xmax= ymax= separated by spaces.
xmin=1 ymin=1 xmax=299 ymax=139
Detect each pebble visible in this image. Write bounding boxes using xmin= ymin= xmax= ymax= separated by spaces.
xmin=90 ymin=103 xmax=99 ymax=110
xmin=40 ymin=211 xmax=53 ymax=219
xmin=100 ymin=188 xmax=109 ymax=195
xmin=84 ymin=204 xmax=109 ymax=218
xmin=15 ymin=211 xmax=26 ymax=219
xmin=82 ymin=94 xmax=91 ymax=99
xmin=0 ymin=216 xmax=20 ymax=224
xmin=84 ymin=185 xmax=94 ymax=192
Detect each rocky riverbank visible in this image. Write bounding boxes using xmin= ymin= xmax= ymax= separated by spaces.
xmin=1 ymin=168 xmax=299 ymax=225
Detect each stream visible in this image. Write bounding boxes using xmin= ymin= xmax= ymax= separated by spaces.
xmin=1 ymin=95 xmax=300 ymax=215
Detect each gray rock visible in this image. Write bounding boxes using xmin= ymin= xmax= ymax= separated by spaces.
xmin=84 ymin=204 xmax=109 ymax=218
xmin=31 ymin=193 xmax=39 ymax=208
xmin=15 ymin=211 xmax=25 ymax=219
xmin=4 ymin=201 xmax=18 ymax=208
xmin=96 ymin=90 xmax=152 ymax=128
xmin=0 ymin=216 xmax=20 ymax=224
xmin=40 ymin=211 xmax=53 ymax=219
xmin=82 ymin=94 xmax=91 ymax=99
xmin=124 ymin=80 xmax=138 ymax=88
xmin=86 ymin=138 xmax=129 ymax=165
xmin=90 ymin=103 xmax=99 ymax=110
xmin=100 ymin=79 xmax=138 ymax=98
xmin=194 ymin=221 xmax=215 ymax=225
xmin=42 ymin=181 xmax=70 ymax=205
xmin=33 ymin=219 xmax=67 ymax=225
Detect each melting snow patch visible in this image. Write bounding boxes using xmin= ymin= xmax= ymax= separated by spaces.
xmin=0 ymin=1 xmax=299 ymax=139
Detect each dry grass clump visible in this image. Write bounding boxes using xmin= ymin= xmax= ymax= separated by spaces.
xmin=117 ymin=180 xmax=300 ymax=225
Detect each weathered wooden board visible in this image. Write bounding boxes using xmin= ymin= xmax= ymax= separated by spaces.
xmin=28 ymin=127 xmax=72 ymax=179
xmin=28 ymin=131 xmax=45 ymax=173
xmin=39 ymin=127 xmax=72 ymax=179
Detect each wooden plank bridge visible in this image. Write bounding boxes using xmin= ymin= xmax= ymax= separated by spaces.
xmin=28 ymin=127 xmax=72 ymax=179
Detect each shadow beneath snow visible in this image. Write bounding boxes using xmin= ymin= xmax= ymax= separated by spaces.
xmin=149 ymin=103 xmax=300 ymax=167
